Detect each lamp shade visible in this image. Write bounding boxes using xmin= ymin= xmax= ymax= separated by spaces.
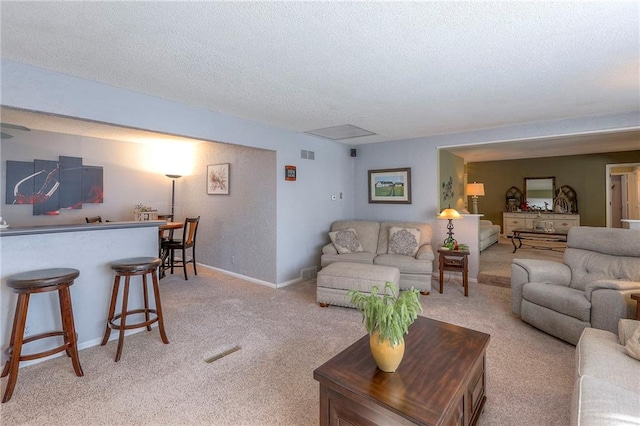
xmin=467 ymin=182 xmax=485 ymax=197
xmin=467 ymin=182 xmax=484 ymax=196
xmin=438 ymin=207 xmax=462 ymax=220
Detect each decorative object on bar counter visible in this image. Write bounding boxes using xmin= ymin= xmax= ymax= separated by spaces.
xmin=0 ymin=216 xmax=8 ymax=229
xmin=134 ymin=203 xmax=158 ymax=221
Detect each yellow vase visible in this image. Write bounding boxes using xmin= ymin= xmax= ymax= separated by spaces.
xmin=369 ymin=331 xmax=405 ymax=372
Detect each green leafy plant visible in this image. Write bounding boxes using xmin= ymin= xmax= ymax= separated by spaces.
xmin=346 ymin=282 xmax=423 ymax=348
xmin=442 ymin=241 xmax=468 ymax=251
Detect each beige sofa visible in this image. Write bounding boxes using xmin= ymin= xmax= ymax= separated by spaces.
xmin=479 ymin=219 xmax=500 ymax=252
xmin=321 ymin=220 xmax=434 ymax=294
xmin=571 ymin=319 xmax=640 ymax=425
xmin=511 ymin=226 xmax=640 ymax=345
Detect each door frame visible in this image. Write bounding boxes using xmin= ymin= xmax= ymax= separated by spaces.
xmin=605 ymin=162 xmax=640 ymax=227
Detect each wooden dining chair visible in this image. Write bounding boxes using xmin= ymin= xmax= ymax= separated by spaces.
xmin=161 ymin=216 xmax=200 ymax=280
xmin=157 ymin=214 xmax=175 ymax=241
xmin=85 ymin=216 xmax=102 ymax=223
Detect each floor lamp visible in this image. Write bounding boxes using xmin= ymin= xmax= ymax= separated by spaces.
xmin=166 ymin=174 xmax=182 ymax=217
xmin=467 ymin=182 xmax=485 ymax=214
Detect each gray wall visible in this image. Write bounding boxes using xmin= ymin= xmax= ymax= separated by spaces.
xmin=184 ymin=142 xmax=277 ymax=283
xmin=1 ymin=59 xmax=355 ymax=285
xmin=0 ymin=130 xmax=279 ymax=283
xmin=2 ymin=58 xmax=639 ymax=284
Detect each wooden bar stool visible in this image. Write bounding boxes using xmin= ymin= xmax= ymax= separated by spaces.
xmin=1 ymin=268 xmax=83 ymax=403
xmin=101 ymin=257 xmax=168 ymax=362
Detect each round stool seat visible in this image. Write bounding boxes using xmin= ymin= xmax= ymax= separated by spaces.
xmin=102 ymin=256 xmax=168 ymax=362
xmin=8 ymin=268 xmax=79 ymax=292
xmin=110 ymin=257 xmax=161 ymax=274
xmin=2 ymin=268 xmax=83 ymax=403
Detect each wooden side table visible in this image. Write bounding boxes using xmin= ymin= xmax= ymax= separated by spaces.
xmin=631 ymin=294 xmax=640 ymax=320
xmin=438 ymin=248 xmax=470 ymax=297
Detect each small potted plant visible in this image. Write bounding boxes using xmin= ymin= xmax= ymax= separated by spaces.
xmin=347 ymin=282 xmax=422 ymax=372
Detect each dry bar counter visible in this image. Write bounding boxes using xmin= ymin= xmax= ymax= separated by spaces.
xmin=0 ymin=221 xmax=162 ymax=364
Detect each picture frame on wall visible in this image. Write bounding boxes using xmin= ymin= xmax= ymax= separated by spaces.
xmin=368 ymin=167 xmax=411 ymax=204
xmin=207 ymin=163 xmax=230 ymax=195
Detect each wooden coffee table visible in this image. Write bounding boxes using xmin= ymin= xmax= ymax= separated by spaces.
xmin=313 ymin=316 xmax=491 ymax=426
xmin=511 ymin=228 xmax=568 ymax=253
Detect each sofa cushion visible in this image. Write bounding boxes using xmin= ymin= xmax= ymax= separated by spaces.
xmin=377 ymin=221 xmax=432 ymax=255
xmin=624 ymin=325 xmax=640 ymax=361
xmin=523 ymin=282 xmax=591 ymax=322
xmin=576 ymin=327 xmax=640 ymax=394
xmin=374 ymin=254 xmax=433 ymax=274
xmin=330 ymin=221 xmax=380 ymax=253
xmin=328 ymin=228 xmax=364 ymax=254
xmin=571 ymin=375 xmax=640 ymax=426
xmin=388 ymin=226 xmax=420 ymax=256
xmin=618 ymin=319 xmax=640 ymax=345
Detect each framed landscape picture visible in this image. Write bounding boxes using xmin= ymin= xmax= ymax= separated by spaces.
xmin=207 ymin=163 xmax=230 ymax=195
xmin=368 ymin=167 xmax=411 ymax=204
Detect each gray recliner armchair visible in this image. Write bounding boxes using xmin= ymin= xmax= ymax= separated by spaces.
xmin=511 ymin=226 xmax=640 ymax=345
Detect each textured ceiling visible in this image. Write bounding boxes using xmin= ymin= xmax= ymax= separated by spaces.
xmin=1 ymin=1 xmax=639 ymax=153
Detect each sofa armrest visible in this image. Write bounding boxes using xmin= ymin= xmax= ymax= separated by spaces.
xmin=585 ymin=280 xmax=640 ymax=301
xmin=511 ymin=259 xmax=571 ymax=316
xmin=322 ymin=243 xmax=338 ymax=255
xmin=415 ymin=244 xmax=434 ymax=261
xmin=590 ymin=283 xmax=640 ymax=333
xmin=479 ymin=220 xmax=493 ymax=227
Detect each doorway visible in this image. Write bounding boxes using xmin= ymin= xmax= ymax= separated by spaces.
xmin=606 ymin=163 xmax=640 ymax=228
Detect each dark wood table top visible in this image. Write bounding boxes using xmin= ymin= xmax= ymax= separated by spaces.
xmin=512 ymin=228 xmax=568 ymax=236
xmin=313 ymin=316 xmax=490 ymax=425
xmin=159 ymin=221 xmax=183 ymax=231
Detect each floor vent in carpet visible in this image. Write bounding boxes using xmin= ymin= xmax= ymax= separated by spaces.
xmin=204 ymin=346 xmax=241 ymax=363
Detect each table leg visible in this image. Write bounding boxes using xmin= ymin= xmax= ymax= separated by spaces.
xmin=439 ymin=256 xmax=444 ymax=294
xmin=511 ymin=233 xmax=519 ymax=253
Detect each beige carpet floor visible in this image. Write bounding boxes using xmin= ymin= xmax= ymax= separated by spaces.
xmin=478 ymin=236 xmax=565 ymax=287
xmin=1 ymin=266 xmax=574 ymax=425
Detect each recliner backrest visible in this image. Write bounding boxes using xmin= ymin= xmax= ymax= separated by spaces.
xmin=564 ymin=227 xmax=640 ymax=291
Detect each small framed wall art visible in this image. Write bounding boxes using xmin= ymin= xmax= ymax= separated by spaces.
xmin=285 ymin=165 xmax=297 ymax=181
xmin=207 ymin=163 xmax=230 ymax=195
xmin=368 ymin=167 xmax=412 ymax=204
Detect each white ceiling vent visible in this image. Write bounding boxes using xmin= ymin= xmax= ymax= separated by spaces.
xmin=304 ymin=124 xmax=376 ymax=140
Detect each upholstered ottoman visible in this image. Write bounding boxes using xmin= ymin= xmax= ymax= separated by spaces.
xmin=316 ymin=262 xmax=400 ymax=308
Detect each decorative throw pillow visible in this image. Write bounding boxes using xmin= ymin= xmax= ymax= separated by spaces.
xmin=624 ymin=325 xmax=640 ymax=361
xmin=328 ymin=228 xmax=364 ymax=254
xmin=388 ymin=226 xmax=421 ymax=256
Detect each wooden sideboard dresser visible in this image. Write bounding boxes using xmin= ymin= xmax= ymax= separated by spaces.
xmin=503 ymin=212 xmax=580 ymax=235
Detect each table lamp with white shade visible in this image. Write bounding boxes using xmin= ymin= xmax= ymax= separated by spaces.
xmin=467 ymin=182 xmax=485 ymax=214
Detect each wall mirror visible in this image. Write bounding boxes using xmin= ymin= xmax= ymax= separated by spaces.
xmin=524 ymin=177 xmax=555 ymax=211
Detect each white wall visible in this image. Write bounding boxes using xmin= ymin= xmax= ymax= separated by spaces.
xmin=1 ymin=59 xmax=356 ymax=285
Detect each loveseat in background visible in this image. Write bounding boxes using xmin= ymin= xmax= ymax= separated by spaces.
xmin=479 ymin=219 xmax=500 ymax=252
